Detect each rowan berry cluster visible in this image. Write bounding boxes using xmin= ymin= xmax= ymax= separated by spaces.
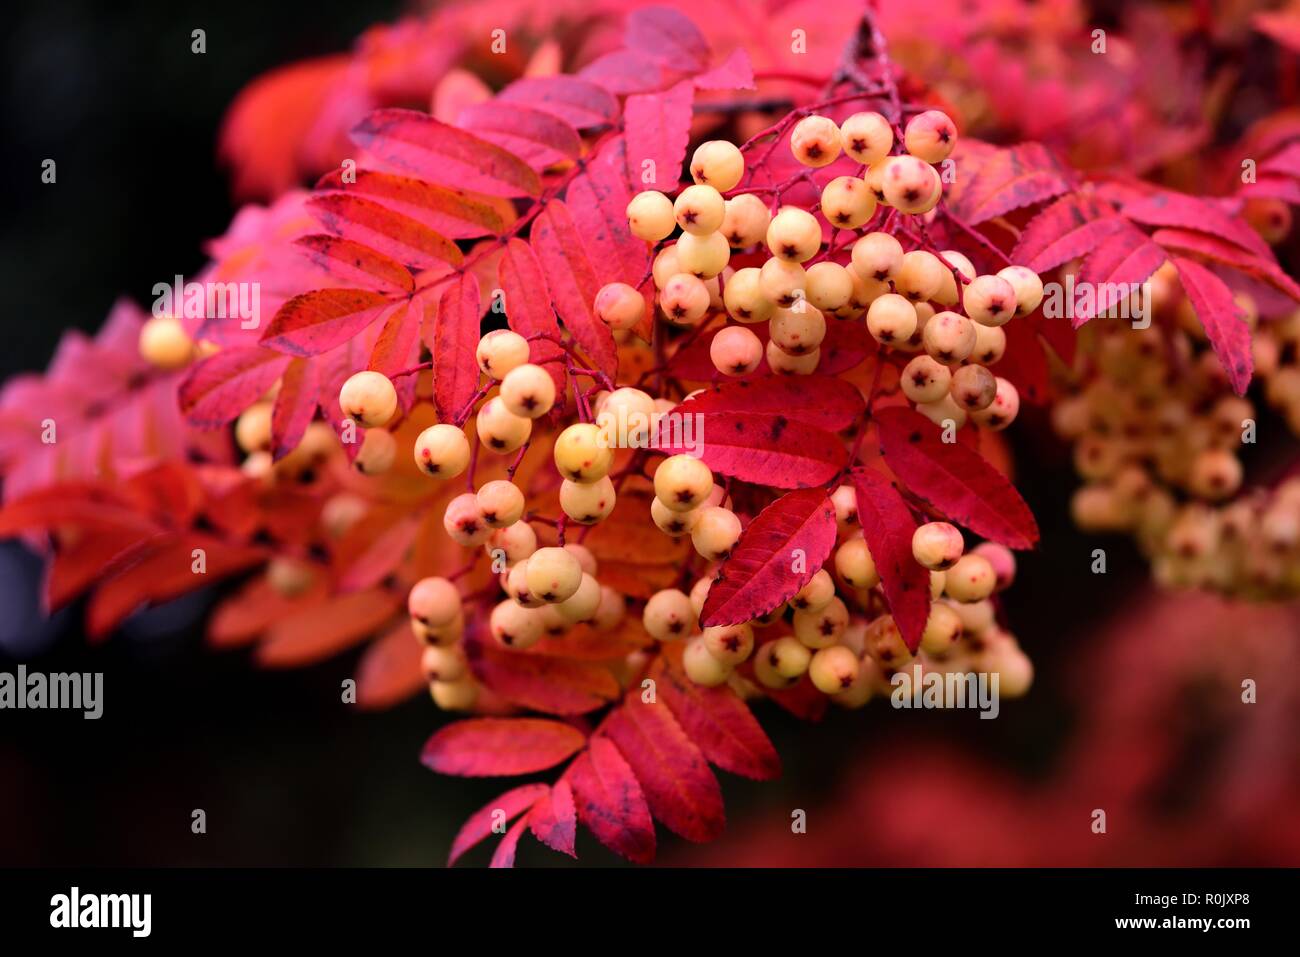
xmin=1054 ymin=265 xmax=1300 ymax=598
xmin=604 ymin=110 xmax=1036 ymax=435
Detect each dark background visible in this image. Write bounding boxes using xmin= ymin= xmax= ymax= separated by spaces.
xmin=0 ymin=0 xmax=1194 ymax=867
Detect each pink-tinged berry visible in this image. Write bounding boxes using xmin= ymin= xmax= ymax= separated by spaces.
xmin=850 ymin=231 xmax=904 ymax=282
xmin=881 ymin=155 xmax=941 ymax=214
xmin=904 ymin=110 xmax=957 ymax=164
xmin=594 ymin=282 xmax=647 ymax=331
xmin=950 ymin=363 xmax=997 ymax=412
xmin=790 ymin=115 xmax=843 ymax=168
xmin=963 ymin=274 xmax=1018 ymax=327
xmin=839 ymin=111 xmax=893 ymax=165
xmin=702 ymin=622 xmax=754 ymax=666
xmin=476 ymin=479 xmax=525 ymax=528
xmin=443 ymin=492 xmax=492 ymax=547
xmin=944 ymin=553 xmax=997 ymax=602
xmin=969 ymin=377 xmax=1020 ymax=431
xmin=912 ymin=521 xmax=964 ymax=570
xmin=490 ymin=599 xmax=544 ymax=648
xmin=353 ymin=428 xmax=396 ymax=474
xmin=710 ymin=325 xmax=764 ymax=376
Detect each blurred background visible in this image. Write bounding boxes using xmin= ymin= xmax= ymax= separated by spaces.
xmin=2 ymin=0 xmax=1299 ymax=866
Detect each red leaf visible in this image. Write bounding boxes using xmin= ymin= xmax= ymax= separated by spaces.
xmin=693 ymin=49 xmax=756 ymax=91
xmin=256 ymin=588 xmax=400 ymax=668
xmin=623 ymin=81 xmax=694 ymax=191
xmin=351 ymin=108 xmax=541 ymax=198
xmin=701 ymin=488 xmax=837 ymax=627
xmin=433 ymin=274 xmax=482 ymax=422
xmin=530 ymin=200 xmax=618 ymax=376
xmin=528 ymin=780 xmax=578 ymax=858
xmin=566 ymin=138 xmax=648 ymax=285
xmin=1121 ymin=191 xmax=1272 ymax=259
xmin=651 ymin=657 xmax=780 ymax=780
xmin=658 ymin=412 xmax=845 ymax=488
xmin=179 ymin=346 xmax=290 ymax=427
xmin=355 ymin=620 xmax=426 ymax=710
xmin=293 ymin=234 xmax=413 ymax=293
xmin=848 ymin=468 xmax=930 ymax=653
xmin=603 ymin=696 xmax=724 ymax=843
xmin=498 ymin=239 xmax=566 ymax=398
xmin=625 ymin=6 xmax=711 ymax=72
xmin=306 ymin=193 xmax=463 ymax=271
xmin=315 ymin=169 xmax=506 ymax=238
xmin=489 ymin=816 xmax=530 ymax=869
xmin=581 ymin=50 xmax=672 ymax=95
xmin=469 ymin=640 xmax=621 ymax=714
xmin=421 ymin=718 xmax=586 ymax=777
xmin=497 ymin=76 xmax=619 ymax=129
xmin=1009 ymin=191 xmax=1127 ymax=274
xmin=458 ymin=102 xmax=581 ymax=170
xmin=875 ymin=406 xmax=1039 ymax=549
xmin=1172 ymin=256 xmax=1254 ymax=396
xmin=367 ymin=300 xmax=421 ymax=383
xmin=677 ymin=375 xmax=864 ymax=431
xmin=817 ymin=314 xmax=875 ymax=374
xmin=448 ymin=783 xmax=549 ymax=866
xmin=270 ymin=357 xmax=319 ymax=460
xmin=1152 ymin=228 xmax=1300 ymax=302
xmin=261 ymin=288 xmax=394 ymax=356
xmin=945 ymin=142 xmax=1073 ymax=225
xmin=1071 ymin=224 xmax=1167 ymax=328
xmin=565 ymin=736 xmax=655 ymax=863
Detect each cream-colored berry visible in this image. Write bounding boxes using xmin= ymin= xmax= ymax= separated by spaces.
xmin=919 ymin=602 xmax=964 ymax=656
xmin=414 ymin=423 xmax=471 ymax=478
xmin=901 ymin=354 xmax=952 ymax=404
xmin=766 ymin=207 xmax=822 ymax=263
xmin=659 ymin=272 xmax=711 ymax=325
xmin=972 ymin=323 xmax=1007 ymax=365
xmin=476 ymin=396 xmax=532 ymax=453
xmin=809 ymin=645 xmax=860 ymax=694
xmin=591 ymin=586 xmax=626 ymax=631
xmin=758 ymin=257 xmax=807 ymax=308
xmin=932 ymin=250 xmax=976 ymax=306
xmin=834 ymin=537 xmax=880 ymax=589
xmin=864 ymin=615 xmax=912 ymax=667
xmin=595 ymin=282 xmax=647 ymax=331
xmin=702 ymin=622 xmax=754 ymax=666
xmin=770 ymin=304 xmax=827 ymax=356
xmin=893 ymin=250 xmax=946 ymax=303
xmin=683 ymin=635 xmax=732 ymax=686
xmin=643 ymin=588 xmax=696 ymax=640
xmin=408 ymin=576 xmax=462 ymax=627
xmin=720 ymin=194 xmax=771 ymax=248
xmin=560 ymin=476 xmax=616 ymax=524
xmin=430 ymin=676 xmax=478 ymax=711
xmin=805 ymin=262 xmax=855 ymax=312
xmin=674 ymin=230 xmax=730 ymax=278
xmin=651 ymin=495 xmax=697 ymax=536
xmin=904 ymin=110 xmax=957 ymax=163
xmin=839 ymin=111 xmax=893 ymax=165
xmin=654 ymin=455 xmax=714 ymax=512
xmin=866 ymin=293 xmax=918 ymax=346
xmin=674 ymin=184 xmax=726 ymax=236
xmin=476 ymin=329 xmax=531 ymax=379
xmin=831 ymin=485 xmax=859 ymax=529
xmin=912 ymin=521 xmax=964 ymax=570
xmin=917 ymin=394 xmax=968 ymax=429
xmin=490 ymin=599 xmax=545 ymax=648
xmin=944 ymin=553 xmax=996 ymax=602
xmin=691 ymin=140 xmax=745 ymax=191
xmin=692 ymin=506 xmax=742 ymax=561
xmin=443 ymin=492 xmax=492 ymax=547
xmin=722 ymin=267 xmax=775 ymax=323
xmin=139 ymin=315 xmax=194 ymax=369
xmin=820 ymin=176 xmax=877 ymax=230
xmin=554 ymin=423 xmax=613 ymax=483
xmin=790 ymin=115 xmax=842 ymax=167
xmin=996 ymin=265 xmax=1044 ymax=317
xmin=963 ymin=274 xmax=1018 ymax=327
xmin=353 ymin=428 xmax=397 ymax=474
xmin=793 ymin=595 xmax=848 ymax=648
xmin=627 ymin=190 xmax=675 ymax=242
xmin=339 ymin=370 xmax=398 ymax=428
xmin=850 ymin=231 xmax=903 ymax=282
xmin=500 ymin=363 xmax=556 ymax=419
xmin=525 ymin=546 xmax=583 ymax=603
xmin=766 ymin=340 xmax=820 ymax=374
xmin=505 ymin=560 xmax=546 ymax=608
xmin=477 ymin=479 xmax=525 ymax=528
xmin=421 ymin=643 xmax=468 ymax=682
xmin=555 ymin=573 xmax=602 ymax=624
xmin=791 ymin=568 xmax=835 ymax=612
xmin=235 ymin=402 xmax=272 ymax=453
xmin=768 ymin=635 xmax=813 ymax=679
xmin=652 ymin=245 xmax=682 ymax=288
xmin=969 ymin=377 xmax=1019 ymax=431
